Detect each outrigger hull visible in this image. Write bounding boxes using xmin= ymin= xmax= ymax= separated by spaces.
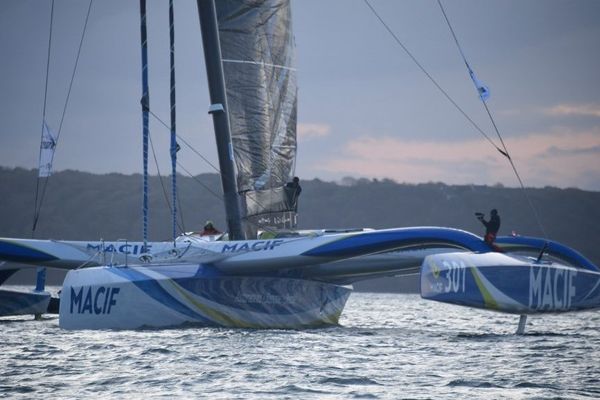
xmin=0 ymin=288 xmax=50 ymax=317
xmin=59 ymin=263 xmax=351 ymax=330
xmin=421 ymin=252 xmax=600 ymax=314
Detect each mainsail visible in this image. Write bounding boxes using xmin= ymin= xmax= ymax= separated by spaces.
xmin=215 ymin=0 xmax=298 ymax=235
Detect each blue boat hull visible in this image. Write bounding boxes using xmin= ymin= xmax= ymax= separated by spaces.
xmin=421 ymin=252 xmax=600 ymax=314
xmin=0 ymin=288 xmax=50 ymax=317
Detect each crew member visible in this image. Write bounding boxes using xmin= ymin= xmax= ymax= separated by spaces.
xmin=201 ymin=221 xmax=221 ymax=236
xmin=476 ymin=209 xmax=501 ymax=246
xmin=285 ymin=176 xmax=302 ymax=210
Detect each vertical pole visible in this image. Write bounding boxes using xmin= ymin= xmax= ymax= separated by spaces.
xmin=169 ymin=0 xmax=178 ymax=245
xmin=196 ymin=0 xmax=245 ymax=240
xmin=34 ymin=266 xmax=46 ymax=320
xmin=516 ymin=314 xmax=527 ymax=335
xmin=140 ymin=0 xmax=150 ymax=250
xmin=35 ymin=267 xmax=46 ymax=292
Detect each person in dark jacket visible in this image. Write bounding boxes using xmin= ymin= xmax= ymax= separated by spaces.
xmin=285 ymin=176 xmax=302 ymax=210
xmin=200 ymin=221 xmax=221 ymax=236
xmin=476 ymin=209 xmax=501 ymax=245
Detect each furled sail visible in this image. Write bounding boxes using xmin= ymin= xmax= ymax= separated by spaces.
xmin=215 ymin=0 xmax=298 ymax=235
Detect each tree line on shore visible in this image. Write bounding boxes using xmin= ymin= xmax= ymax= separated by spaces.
xmin=1 ymin=167 xmax=599 ymax=290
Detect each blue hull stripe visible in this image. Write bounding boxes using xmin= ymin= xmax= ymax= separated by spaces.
xmin=496 ymin=236 xmax=599 ymax=272
xmin=0 ymin=240 xmax=58 ymax=263
xmin=108 ymin=267 xmax=213 ymax=324
xmin=302 ymin=228 xmax=490 ymax=258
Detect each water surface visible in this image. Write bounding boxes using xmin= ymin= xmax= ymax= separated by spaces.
xmin=2 ymin=292 xmax=599 ymax=399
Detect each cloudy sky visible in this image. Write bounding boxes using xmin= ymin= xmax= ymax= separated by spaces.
xmin=1 ymin=0 xmax=599 ymax=190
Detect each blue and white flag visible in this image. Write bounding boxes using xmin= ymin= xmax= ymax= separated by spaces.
xmin=38 ymin=121 xmax=57 ymax=178
xmin=468 ymin=68 xmax=490 ymax=102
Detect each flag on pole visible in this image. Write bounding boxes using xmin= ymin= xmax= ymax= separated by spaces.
xmin=468 ymin=67 xmax=490 ymax=102
xmin=38 ymin=121 xmax=57 ymax=178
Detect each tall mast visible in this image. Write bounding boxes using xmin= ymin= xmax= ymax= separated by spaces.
xmin=196 ymin=0 xmax=245 ymax=240
xmin=169 ymin=0 xmax=178 ymax=245
xmin=140 ymin=0 xmax=150 ymax=249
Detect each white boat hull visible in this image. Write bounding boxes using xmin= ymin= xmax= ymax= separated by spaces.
xmin=59 ymin=264 xmax=351 ymax=330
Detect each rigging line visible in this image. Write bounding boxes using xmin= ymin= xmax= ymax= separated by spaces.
xmin=148 ymin=102 xmax=283 ymax=219
xmin=176 ymin=188 xmax=186 ymax=233
xmin=147 ymin=110 xmax=195 ymax=232
xmin=362 ymin=0 xmax=502 ymax=153
xmin=147 ymin=109 xmax=281 ymax=223
xmin=34 ymin=0 xmax=94 ymax=236
xmin=56 ymin=0 xmax=94 ymax=141
xmin=436 ymin=0 xmax=470 ymax=76
xmin=150 ymin=106 xmax=275 ymax=217
xmin=176 ymin=161 xmax=278 ymax=235
xmin=436 ymin=0 xmax=548 ymax=238
xmin=32 ymin=0 xmax=55 ymax=236
xmin=148 ymin=109 xmax=221 ymax=174
xmin=176 ymin=162 xmax=223 ymax=201
xmin=148 ymin=132 xmax=185 ymax=234
xmin=482 ymin=94 xmax=548 ymax=238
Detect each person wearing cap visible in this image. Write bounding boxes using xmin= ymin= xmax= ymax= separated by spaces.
xmin=201 ymin=220 xmax=221 ymax=236
xmin=476 ymin=209 xmax=501 ymax=245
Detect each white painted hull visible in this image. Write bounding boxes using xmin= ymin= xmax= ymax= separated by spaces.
xmin=59 ymin=264 xmax=351 ymax=330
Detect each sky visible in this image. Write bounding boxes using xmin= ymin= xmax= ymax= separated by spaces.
xmin=1 ymin=0 xmax=599 ymax=191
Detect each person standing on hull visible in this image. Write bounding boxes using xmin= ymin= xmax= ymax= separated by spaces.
xmin=285 ymin=176 xmax=302 ymax=211
xmin=476 ymin=209 xmax=501 ymax=250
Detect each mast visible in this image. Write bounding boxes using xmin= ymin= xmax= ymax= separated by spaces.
xmin=196 ymin=0 xmax=245 ymax=240
xmin=140 ymin=0 xmax=150 ymax=249
xmin=169 ymin=0 xmax=178 ymax=245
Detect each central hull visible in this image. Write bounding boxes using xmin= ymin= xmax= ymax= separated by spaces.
xmin=59 ymin=264 xmax=351 ymax=330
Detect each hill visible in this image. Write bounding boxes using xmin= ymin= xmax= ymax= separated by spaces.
xmin=1 ymin=167 xmax=599 ymax=290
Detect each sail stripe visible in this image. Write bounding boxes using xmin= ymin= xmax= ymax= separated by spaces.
xmin=222 ymin=58 xmax=297 ymax=71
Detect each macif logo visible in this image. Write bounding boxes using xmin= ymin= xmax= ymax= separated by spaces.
xmin=70 ymin=286 xmax=120 ymax=315
xmin=529 ymin=266 xmax=576 ymax=310
xmin=221 ymin=239 xmax=284 ymax=253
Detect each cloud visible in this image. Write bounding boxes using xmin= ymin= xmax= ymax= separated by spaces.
xmin=297 ymin=123 xmax=331 ymax=140
xmin=542 ymin=104 xmax=600 ymax=118
xmin=540 ymin=144 xmax=600 ymax=158
xmin=317 ymin=128 xmax=600 ymax=190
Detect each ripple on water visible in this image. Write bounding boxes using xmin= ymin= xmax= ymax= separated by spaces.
xmin=140 ymin=347 xmax=175 ymax=355
xmin=446 ymin=379 xmax=505 ymax=389
xmin=319 ymin=377 xmax=382 ymax=386
xmin=275 ymin=383 xmax=332 ymax=395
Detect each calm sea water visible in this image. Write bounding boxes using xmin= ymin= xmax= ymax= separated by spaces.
xmin=1 ymin=291 xmax=600 ymax=399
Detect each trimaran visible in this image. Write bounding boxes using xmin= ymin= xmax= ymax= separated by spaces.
xmin=1 ymin=0 xmax=598 ymax=333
